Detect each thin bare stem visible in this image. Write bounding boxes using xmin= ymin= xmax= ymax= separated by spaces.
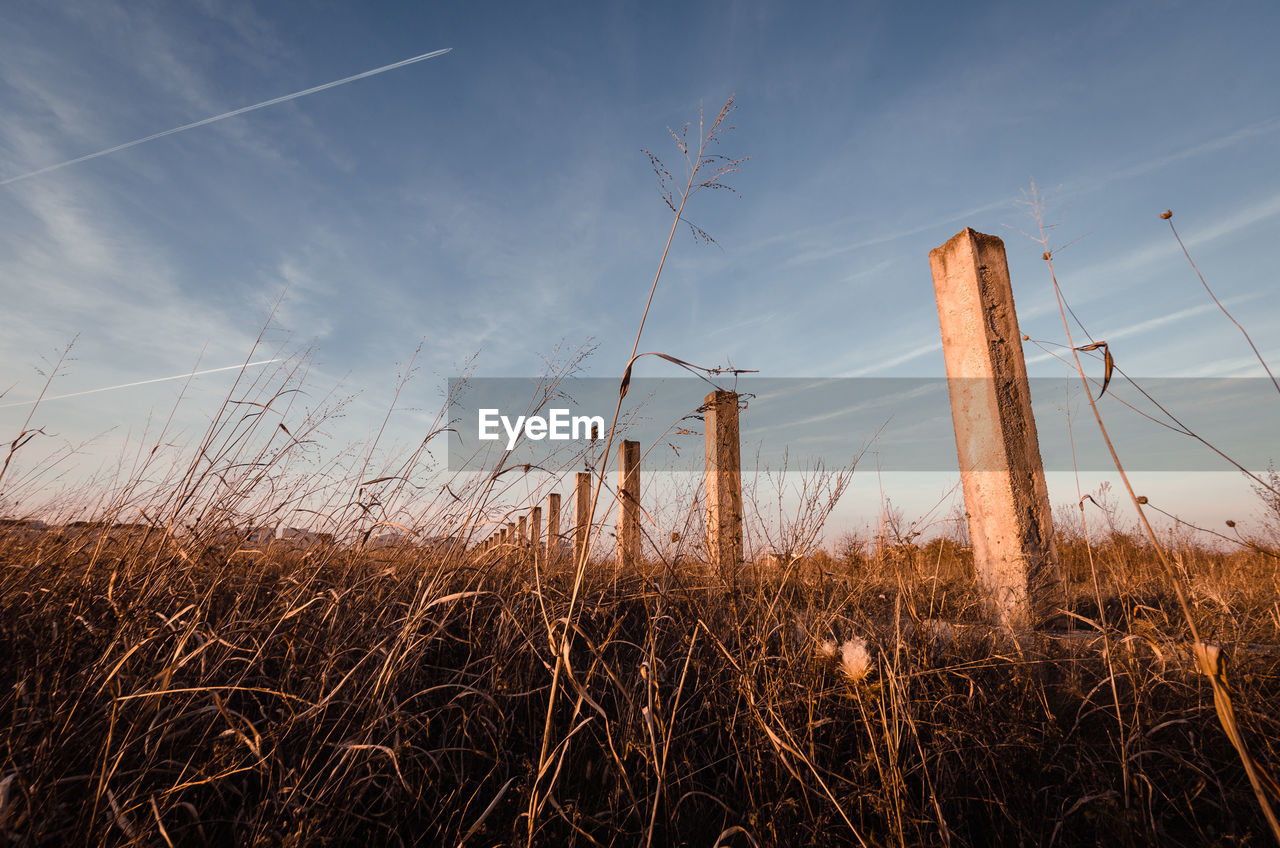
xmin=527 ymin=96 xmax=744 ymax=842
xmin=1165 ymin=212 xmax=1280 ymax=396
xmin=1033 ymin=182 xmax=1280 ymax=842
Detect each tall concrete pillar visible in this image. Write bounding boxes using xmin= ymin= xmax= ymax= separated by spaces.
xmin=929 ymin=228 xmax=1062 ymax=629
xmin=618 ymin=440 xmax=641 ymax=569
xmin=704 ymin=390 xmax=744 ymax=577
xmin=574 ymin=472 xmax=591 ymax=565
xmin=545 ymin=493 xmax=561 ymax=563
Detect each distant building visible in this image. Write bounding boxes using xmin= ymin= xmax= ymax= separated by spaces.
xmin=243 ymin=527 xmax=278 ymax=547
xmin=279 ymin=527 xmax=335 ymax=548
xmin=59 ymin=521 xmax=154 ymax=541
xmin=0 ymin=518 xmax=46 ymax=530
xmin=0 ymin=518 xmax=48 ymax=541
xmin=421 ymin=535 xmax=464 ymax=557
xmin=368 ymin=527 xmax=412 ymax=548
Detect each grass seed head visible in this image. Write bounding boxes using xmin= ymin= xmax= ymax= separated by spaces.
xmin=838 ymin=637 xmax=874 ymax=683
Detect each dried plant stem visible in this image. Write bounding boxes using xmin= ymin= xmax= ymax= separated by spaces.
xmin=1033 ymin=184 xmax=1280 ymax=843
xmin=1165 ymin=213 xmax=1280 ymax=396
xmin=0 ymin=338 xmax=74 ymax=493
xmin=1064 ymin=378 xmax=1133 ymax=809
xmin=527 ymin=96 xmax=743 ymax=843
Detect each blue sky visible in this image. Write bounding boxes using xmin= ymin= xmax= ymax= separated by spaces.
xmin=2 ymin=1 xmax=1278 ymax=536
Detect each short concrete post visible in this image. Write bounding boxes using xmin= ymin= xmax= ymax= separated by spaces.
xmin=517 ymin=515 xmax=527 ymax=549
xmin=574 ymin=472 xmax=591 ymax=564
xmin=929 ymin=228 xmax=1062 ymax=629
xmin=546 ymin=493 xmax=561 ymax=562
xmin=704 ymin=390 xmax=744 ymax=578
xmin=530 ymin=507 xmax=542 ymax=564
xmin=618 ymin=440 xmax=641 ymax=569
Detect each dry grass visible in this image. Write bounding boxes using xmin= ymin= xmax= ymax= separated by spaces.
xmin=1 ymin=507 xmax=1278 ymax=846
xmin=4 ymin=104 xmax=1278 ymax=847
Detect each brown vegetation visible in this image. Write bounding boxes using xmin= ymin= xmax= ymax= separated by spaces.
xmin=1 ymin=514 xmax=1278 ymax=846
xmin=3 ymin=101 xmax=1278 ymax=847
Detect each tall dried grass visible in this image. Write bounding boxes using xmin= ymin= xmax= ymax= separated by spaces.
xmin=2 ymin=107 xmax=1279 ymax=848
xmin=3 ymin=495 xmax=1278 ymax=845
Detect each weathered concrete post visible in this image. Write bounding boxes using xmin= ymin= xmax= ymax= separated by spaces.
xmin=574 ymin=472 xmax=591 ymax=565
xmin=929 ymin=228 xmax=1061 ymax=629
xmin=545 ymin=493 xmax=561 ymax=563
xmin=704 ymin=390 xmax=744 ymax=578
xmin=618 ymin=440 xmax=641 ymax=569
xmin=517 ymin=516 xmax=527 ymax=550
xmin=530 ymin=507 xmax=542 ymax=564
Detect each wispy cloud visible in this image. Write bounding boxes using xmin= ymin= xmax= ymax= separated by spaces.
xmin=1025 ymin=293 xmax=1264 ymax=363
xmin=1179 ymin=350 xmax=1280 ymax=378
xmin=1085 ymin=116 xmax=1280 ymax=192
xmin=0 ymin=359 xmax=281 ymax=408
xmin=1 ymin=48 xmax=452 ymax=186
xmin=1177 ymin=191 xmax=1280 ymax=245
xmin=1016 ymin=191 xmax=1280 ymax=325
xmin=839 ymin=341 xmax=943 ymax=377
xmin=776 ymin=196 xmax=1019 ymax=268
xmin=0 ymin=175 xmax=270 ymax=408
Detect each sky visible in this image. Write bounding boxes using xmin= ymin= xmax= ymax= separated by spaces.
xmin=1 ymin=0 xmax=1278 ymax=539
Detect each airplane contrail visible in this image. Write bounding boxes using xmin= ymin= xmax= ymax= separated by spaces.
xmin=0 ymin=359 xmax=284 ymax=409
xmin=1 ymin=47 xmax=452 ymax=186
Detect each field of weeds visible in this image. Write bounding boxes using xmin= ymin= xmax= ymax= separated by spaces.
xmin=2 ymin=518 xmax=1278 ymax=846
xmin=3 ymin=96 xmax=1279 ymax=848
